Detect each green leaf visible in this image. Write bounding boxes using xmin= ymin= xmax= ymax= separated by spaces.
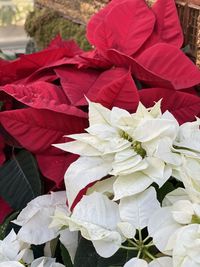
xmin=60 ymin=243 xmax=73 ymax=267
xmin=0 ymin=150 xmax=41 ymax=210
xmin=74 ymin=237 xmax=137 ymax=267
xmin=157 ymin=181 xmax=175 ymax=203
xmin=0 ymin=211 xmax=19 ymax=240
xmin=74 ymin=238 xmax=98 ymax=267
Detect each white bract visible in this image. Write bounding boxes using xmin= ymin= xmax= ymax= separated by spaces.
xmin=0 ymin=262 xmax=24 ymax=267
xmin=54 ymin=100 xmax=180 ymax=208
xmin=123 ymin=257 xmax=173 ymax=267
xmin=148 ymin=188 xmax=200 ymax=255
xmin=51 ymin=188 xmax=160 ymax=258
xmin=172 ymin=119 xmax=200 ymax=201
xmin=0 ymin=229 xmax=33 ymax=264
xmin=13 ymin=192 xmax=78 ymax=263
xmin=173 ymin=224 xmax=200 ymax=267
xmin=61 ymin=192 xmax=122 ymax=258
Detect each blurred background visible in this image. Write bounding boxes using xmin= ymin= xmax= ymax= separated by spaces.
xmin=0 ymin=0 xmax=33 ymax=54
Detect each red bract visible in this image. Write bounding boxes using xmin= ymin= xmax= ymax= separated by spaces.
xmin=0 ymin=0 xmax=199 ymax=217
xmin=0 ymin=36 xmax=83 ymax=86
xmin=55 ymin=67 xmax=138 ymax=110
xmin=88 ymin=0 xmax=155 ymax=56
xmin=136 ymin=0 xmax=183 ymax=53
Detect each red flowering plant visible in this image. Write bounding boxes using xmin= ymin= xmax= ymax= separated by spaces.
xmin=0 ymin=0 xmax=200 ymax=266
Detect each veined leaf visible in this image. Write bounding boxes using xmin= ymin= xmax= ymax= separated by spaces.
xmin=0 ymin=150 xmax=41 ymax=210
xmin=60 ymin=243 xmax=73 ymax=267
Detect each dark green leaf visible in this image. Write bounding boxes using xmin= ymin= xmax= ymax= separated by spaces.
xmin=157 ymin=181 xmax=175 ymax=203
xmin=74 ymin=237 xmax=137 ymax=267
xmin=0 ymin=211 xmax=19 ymax=240
xmin=74 ymin=238 xmax=98 ymax=267
xmin=0 ymin=150 xmax=41 ymax=210
xmin=61 ymin=243 xmax=73 ymax=267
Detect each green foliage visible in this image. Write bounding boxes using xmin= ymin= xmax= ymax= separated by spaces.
xmin=74 ymin=237 xmax=136 ymax=267
xmin=60 ymin=243 xmax=73 ymax=267
xmin=25 ymin=8 xmax=91 ymax=50
xmin=0 ymin=150 xmax=42 ymax=210
xmin=0 ymin=211 xmax=19 ymax=240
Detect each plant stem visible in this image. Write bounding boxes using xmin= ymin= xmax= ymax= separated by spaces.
xmin=144 ymin=250 xmax=156 ymax=260
xmin=138 ymin=229 xmax=142 ymax=242
xmin=120 ymin=245 xmax=138 ymax=251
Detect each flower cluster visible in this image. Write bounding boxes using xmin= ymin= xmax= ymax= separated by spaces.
xmin=0 ymin=0 xmax=200 ymax=266
xmin=2 ymin=100 xmax=200 ymax=267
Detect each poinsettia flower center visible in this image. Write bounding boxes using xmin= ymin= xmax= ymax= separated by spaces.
xmin=19 ymin=259 xmax=26 ymax=266
xmin=120 ymin=130 xmax=146 ymax=158
xmin=191 ymin=214 xmax=200 ymax=224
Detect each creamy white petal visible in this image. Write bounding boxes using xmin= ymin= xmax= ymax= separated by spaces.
xmin=92 ymin=236 xmax=121 ymax=258
xmin=143 ymin=157 xmax=166 ymax=187
xmin=172 ymin=200 xmax=194 ymax=224
xmin=148 ymin=207 xmax=180 ymax=254
xmin=119 ymin=187 xmax=160 ymax=229
xmin=88 ymin=99 xmax=110 ymax=125
xmin=72 ymin=192 xmax=120 ymax=230
xmin=86 ymin=124 xmax=118 ymax=140
xmin=53 ymin=140 xmax=102 ymax=156
xmin=133 ymin=117 xmax=178 ymax=143
xmin=123 ymin=258 xmax=148 ymax=267
xmin=149 ymin=257 xmax=173 ymax=267
xmin=86 ymin=176 xmax=116 ymax=196
xmin=117 ymin=222 xmax=136 ymax=239
xmin=163 ymin=188 xmax=189 ymax=207
xmin=114 ymin=172 xmax=152 ymax=200
xmin=111 ymin=154 xmax=143 ymax=175
xmin=0 ymin=262 xmax=24 ymax=267
xmin=110 ymin=107 xmax=132 ymax=127
xmin=154 ymin=138 xmax=182 ymax=166
xmin=173 ymin=224 xmax=200 ymax=267
xmin=65 ymin=193 xmax=122 ymax=257
xmin=64 ymin=156 xmax=112 ymax=208
xmin=174 ymin=119 xmax=200 ymax=152
xmin=13 ymin=192 xmax=67 ymax=245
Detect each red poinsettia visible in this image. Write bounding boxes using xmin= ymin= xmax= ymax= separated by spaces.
xmin=0 ymin=0 xmax=200 ymax=221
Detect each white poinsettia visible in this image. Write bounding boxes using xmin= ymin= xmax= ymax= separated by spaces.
xmin=51 ymin=188 xmax=160 ymax=258
xmin=61 ymin=192 xmax=123 ymax=258
xmin=119 ymin=187 xmax=160 ymax=230
xmin=148 ymin=188 xmax=200 ymax=255
xmin=123 ymin=257 xmax=173 ymax=267
xmin=173 ymin=224 xmax=200 ymax=267
xmin=173 ymin=119 xmax=200 ymax=156
xmin=54 ymin=100 xmax=181 ymax=207
xmin=0 ymin=262 xmax=24 ymax=267
xmin=177 ymin=156 xmax=200 ymax=203
xmin=12 ymin=192 xmax=78 ymax=263
xmin=0 ymin=229 xmax=33 ymax=264
xmin=172 ymin=118 xmax=200 ymax=201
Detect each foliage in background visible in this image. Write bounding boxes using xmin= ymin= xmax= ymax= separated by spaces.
xmin=25 ymin=7 xmax=91 ymax=50
xmin=0 ymin=0 xmax=33 ymax=26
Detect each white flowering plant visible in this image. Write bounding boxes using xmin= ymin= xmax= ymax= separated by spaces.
xmin=0 ymin=0 xmax=200 ymax=266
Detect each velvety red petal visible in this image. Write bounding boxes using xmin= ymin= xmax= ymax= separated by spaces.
xmin=2 ymin=81 xmax=87 ymax=118
xmin=0 ymin=108 xmax=88 ymax=153
xmin=36 ymin=153 xmax=78 ymax=188
xmin=137 ymin=43 xmax=200 ymax=89
xmin=88 ymin=0 xmax=155 ymax=55
xmin=93 ymin=68 xmax=139 ymax=112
